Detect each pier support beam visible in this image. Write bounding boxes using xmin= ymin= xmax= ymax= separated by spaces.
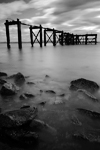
xmin=40 ymin=25 xmax=42 ymax=47
xmin=30 ymin=26 xmax=33 ymax=47
xmin=44 ymin=30 xmax=46 ymax=46
xmin=53 ymin=29 xmax=56 ymax=46
xmin=5 ymin=20 xmax=10 ymax=49
xmin=85 ymin=34 xmax=87 ymax=45
xmin=17 ymin=19 xmax=22 ymax=49
xmin=61 ymin=31 xmax=63 ymax=46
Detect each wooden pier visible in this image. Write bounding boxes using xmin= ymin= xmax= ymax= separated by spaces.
xmin=4 ymin=19 xmax=97 ymax=49
xmin=59 ymin=33 xmax=97 ymax=45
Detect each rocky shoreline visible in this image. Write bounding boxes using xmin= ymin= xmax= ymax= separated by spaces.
xmin=0 ymin=71 xmax=100 ymax=149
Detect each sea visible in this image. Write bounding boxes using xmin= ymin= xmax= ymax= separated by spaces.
xmin=0 ymin=43 xmax=100 ymax=150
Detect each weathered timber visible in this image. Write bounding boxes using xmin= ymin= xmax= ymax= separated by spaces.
xmin=4 ymin=18 xmax=97 ymax=49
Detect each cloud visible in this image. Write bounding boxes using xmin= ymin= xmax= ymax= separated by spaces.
xmin=0 ymin=0 xmax=30 ymax=20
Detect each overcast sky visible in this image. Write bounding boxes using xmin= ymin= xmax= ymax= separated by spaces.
xmin=0 ymin=0 xmax=100 ymax=42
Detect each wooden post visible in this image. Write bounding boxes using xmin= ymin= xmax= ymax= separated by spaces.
xmin=85 ymin=34 xmax=87 ymax=45
xmin=17 ymin=19 xmax=22 ymax=49
xmin=61 ymin=31 xmax=63 ymax=46
xmin=5 ymin=20 xmax=10 ymax=49
xmin=40 ymin=25 xmax=42 ymax=47
xmin=95 ymin=35 xmax=97 ymax=44
xmin=30 ymin=26 xmax=33 ymax=47
xmin=53 ymin=29 xmax=56 ymax=46
xmin=44 ymin=30 xmax=46 ymax=46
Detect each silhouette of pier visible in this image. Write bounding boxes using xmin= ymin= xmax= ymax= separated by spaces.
xmin=4 ymin=19 xmax=97 ymax=49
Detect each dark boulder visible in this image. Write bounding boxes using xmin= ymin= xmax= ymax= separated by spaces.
xmin=77 ymin=108 xmax=100 ymax=120
xmin=77 ymin=89 xmax=98 ymax=102
xmin=70 ymin=78 xmax=99 ymax=93
xmin=27 ymin=82 xmax=35 ymax=85
xmin=0 ymin=79 xmax=7 ymax=85
xmin=45 ymin=90 xmax=56 ymax=94
xmin=0 ymin=72 xmax=7 ymax=77
xmin=8 ymin=72 xmax=25 ymax=84
xmin=0 ymin=83 xmax=19 ymax=96
xmin=1 ymin=128 xmax=38 ymax=146
xmin=19 ymin=94 xmax=27 ymax=100
xmin=20 ymin=105 xmax=30 ymax=109
xmin=39 ymin=101 xmax=46 ymax=106
xmin=73 ymin=131 xmax=100 ymax=143
xmin=20 ymin=92 xmax=35 ymax=100
xmin=0 ymin=107 xmax=37 ymax=128
xmin=45 ymin=75 xmax=50 ymax=78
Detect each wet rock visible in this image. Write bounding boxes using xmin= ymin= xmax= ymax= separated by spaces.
xmin=9 ymin=72 xmax=25 ymax=83
xmin=0 ymin=83 xmax=19 ymax=96
xmin=40 ymin=90 xmax=43 ymax=93
xmin=0 ymin=72 xmax=7 ymax=77
xmin=30 ymin=119 xmax=47 ymax=129
xmin=24 ymin=92 xmax=35 ymax=98
xmin=0 ymin=107 xmax=37 ymax=128
xmin=0 ymin=128 xmax=38 ymax=146
xmin=20 ymin=104 xmax=30 ymax=109
xmin=73 ymin=132 xmax=100 ymax=143
xmin=77 ymin=108 xmax=100 ymax=120
xmin=45 ymin=75 xmax=50 ymax=78
xmin=20 ymin=94 xmax=28 ymax=100
xmin=70 ymin=78 xmax=99 ymax=93
xmin=71 ymin=115 xmax=82 ymax=126
xmin=59 ymin=94 xmax=65 ymax=97
xmin=45 ymin=90 xmax=56 ymax=94
xmin=0 ymin=79 xmax=7 ymax=85
xmin=77 ymin=89 xmax=98 ymax=102
xmin=39 ymin=101 xmax=46 ymax=106
xmin=27 ymin=82 xmax=35 ymax=85
xmin=30 ymin=119 xmax=57 ymax=135
xmin=20 ymin=92 xmax=35 ymax=100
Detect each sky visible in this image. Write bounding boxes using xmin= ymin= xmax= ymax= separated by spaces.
xmin=0 ymin=0 xmax=100 ymax=42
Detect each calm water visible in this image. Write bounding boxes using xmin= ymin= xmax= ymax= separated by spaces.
xmin=0 ymin=43 xmax=100 ymax=150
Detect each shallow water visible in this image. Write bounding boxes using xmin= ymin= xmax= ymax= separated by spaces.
xmin=0 ymin=43 xmax=100 ymax=149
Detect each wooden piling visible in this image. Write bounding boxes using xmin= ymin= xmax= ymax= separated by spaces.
xmin=5 ymin=20 xmax=10 ymax=49
xmin=30 ymin=26 xmax=33 ymax=47
xmin=95 ymin=35 xmax=97 ymax=44
xmin=85 ymin=34 xmax=87 ymax=45
xmin=44 ymin=30 xmax=46 ymax=46
xmin=17 ymin=19 xmax=22 ymax=49
xmin=40 ymin=25 xmax=42 ymax=47
xmin=61 ymin=31 xmax=63 ymax=46
xmin=53 ymin=29 xmax=56 ymax=46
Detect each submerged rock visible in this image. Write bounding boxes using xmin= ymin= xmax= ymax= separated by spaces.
xmin=45 ymin=75 xmax=50 ymax=78
xmin=0 ymin=83 xmax=19 ymax=96
xmin=0 ymin=107 xmax=37 ymax=128
xmin=1 ymin=128 xmax=38 ymax=145
xmin=39 ymin=101 xmax=46 ymax=106
xmin=27 ymin=82 xmax=35 ymax=85
xmin=71 ymin=115 xmax=82 ymax=126
xmin=9 ymin=72 xmax=25 ymax=84
xmin=59 ymin=94 xmax=65 ymax=97
xmin=20 ymin=104 xmax=30 ymax=109
xmin=70 ymin=78 xmax=99 ymax=93
xmin=77 ymin=108 xmax=100 ymax=120
xmin=0 ymin=72 xmax=7 ymax=77
xmin=45 ymin=90 xmax=56 ymax=94
xmin=20 ymin=94 xmax=27 ymax=100
xmin=20 ymin=92 xmax=35 ymax=100
xmin=0 ymin=79 xmax=7 ymax=85
xmin=73 ymin=132 xmax=100 ymax=143
xmin=77 ymin=89 xmax=98 ymax=102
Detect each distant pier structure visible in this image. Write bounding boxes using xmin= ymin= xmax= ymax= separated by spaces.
xmin=59 ymin=33 xmax=97 ymax=45
xmin=4 ymin=19 xmax=97 ymax=49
